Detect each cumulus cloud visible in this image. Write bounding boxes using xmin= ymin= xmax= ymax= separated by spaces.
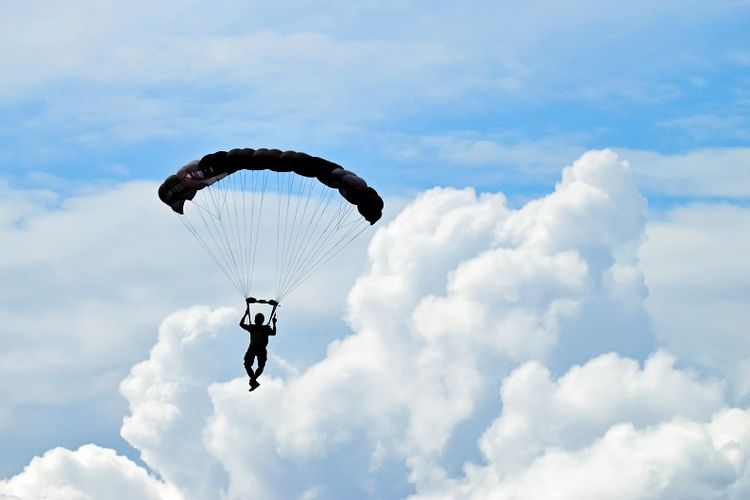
xmin=7 ymin=148 xmax=747 ymax=499
xmin=120 ymin=306 xmax=239 ymax=499
xmin=410 ymin=351 xmax=749 ymax=499
xmin=0 ymin=179 xmax=228 ymax=418
xmin=472 ymin=351 xmax=725 ymax=477
xmin=112 ymin=149 xmax=658 ymax=498
xmin=0 ymin=179 xmax=215 ymax=474
xmin=0 ymin=445 xmax=182 ymax=500
xmin=417 ymin=408 xmax=750 ymax=500
xmin=0 ymin=176 xmax=368 ymax=475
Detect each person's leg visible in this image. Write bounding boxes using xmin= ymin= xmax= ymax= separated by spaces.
xmin=254 ymin=349 xmax=268 ymax=379
xmin=244 ymin=348 xmax=256 ymax=379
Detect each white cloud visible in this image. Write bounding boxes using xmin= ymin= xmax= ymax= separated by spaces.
xmin=659 ymin=114 xmax=750 ymax=143
xmin=407 ymin=352 xmax=749 ymax=499
xmin=0 ymin=2 xmax=469 ymax=145
xmin=474 ymin=351 xmax=724 ymax=479
xmin=0 ymin=179 xmax=60 ymax=226
xmin=1 ymin=0 xmax=720 ymax=100
xmin=0 ymin=445 xmax=182 ymax=500
xmin=2 ymin=0 xmax=737 ymax=155
xmin=0 ymin=175 xmax=372 ymax=475
xmin=7 ymin=148 xmax=749 ymax=499
xmin=622 ymin=148 xmax=750 ymax=198
xmin=0 ymin=180 xmax=220 ymax=407
xmin=0 ymin=177 xmax=234 ymax=476
xmin=120 ymin=306 xmax=239 ymax=499
xmin=113 ymin=149 xmax=655 ymax=498
xmin=417 ymin=408 xmax=750 ymax=500
xmin=640 ymin=203 xmax=750 ymax=399
xmin=392 ymin=132 xmax=587 ymax=181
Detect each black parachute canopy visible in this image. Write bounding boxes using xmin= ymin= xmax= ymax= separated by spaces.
xmin=158 ymin=148 xmax=383 ymax=224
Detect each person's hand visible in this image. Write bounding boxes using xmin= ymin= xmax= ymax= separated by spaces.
xmin=246 ymin=297 xmax=257 ymax=304
xmin=272 ymin=317 xmax=277 ymax=324
xmin=268 ymin=300 xmax=278 ymax=306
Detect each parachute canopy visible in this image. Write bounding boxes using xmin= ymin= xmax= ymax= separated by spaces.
xmin=158 ymin=148 xmax=384 ymax=301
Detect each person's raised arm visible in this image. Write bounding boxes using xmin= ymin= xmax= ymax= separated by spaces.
xmin=240 ymin=297 xmax=256 ymax=327
xmin=267 ymin=300 xmax=278 ymax=325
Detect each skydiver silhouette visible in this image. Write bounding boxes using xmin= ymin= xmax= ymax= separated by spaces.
xmin=240 ymin=297 xmax=278 ymax=391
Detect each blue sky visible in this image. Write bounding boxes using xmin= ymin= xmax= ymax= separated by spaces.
xmin=2 ymin=1 xmax=748 ymax=195
xmin=2 ymin=2 xmax=750 ymax=499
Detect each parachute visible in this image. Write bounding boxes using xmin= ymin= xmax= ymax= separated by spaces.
xmin=158 ymin=148 xmax=384 ymax=301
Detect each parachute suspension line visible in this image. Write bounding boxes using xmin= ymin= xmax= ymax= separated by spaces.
xmin=180 ymin=218 xmax=242 ymax=296
xmin=276 ymin=171 xmax=294 ymax=299
xmin=243 ymin=170 xmax=254 ymax=295
xmin=275 ymin=171 xmax=292 ymax=300
xmin=275 ymin=175 xmax=325 ymax=298
xmin=272 ymin=179 xmax=371 ymax=301
xmin=177 ymin=165 xmax=376 ymax=302
xmin=276 ymin=171 xmax=297 ymax=300
xmin=203 ymin=180 xmax=247 ymax=296
xmin=276 ymin=171 xmax=282 ymax=300
xmin=276 ymin=182 xmax=343 ymax=298
xmin=238 ymin=170 xmax=249 ymax=295
xmin=205 ymin=176 xmax=246 ymax=296
xmin=275 ymin=179 xmax=336 ymax=297
xmin=180 ymin=171 xmax=259 ymax=298
xmin=248 ymin=169 xmax=268 ymax=298
xmin=233 ymin=170 xmax=252 ymax=296
xmin=275 ymin=173 xmax=333 ymax=300
xmin=225 ymin=171 xmax=244 ymax=294
xmin=281 ymin=225 xmax=369 ymax=299
xmin=281 ymin=171 xmax=310 ymax=290
xmin=217 ymin=169 xmax=267 ymax=298
xmin=219 ymin=179 xmax=249 ymax=291
xmin=181 ymin=201 xmax=247 ymax=297
xmin=275 ymin=171 xmax=314 ymax=300
xmin=278 ymin=199 xmax=369 ymax=300
xmin=191 ymin=191 xmax=238 ymax=290
xmin=237 ymin=173 xmax=254 ymax=295
xmin=280 ymin=215 xmax=370 ymax=300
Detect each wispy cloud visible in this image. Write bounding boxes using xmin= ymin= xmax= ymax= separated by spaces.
xmin=621 ymin=147 xmax=750 ymax=198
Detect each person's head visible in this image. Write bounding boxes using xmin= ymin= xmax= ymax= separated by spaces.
xmin=254 ymin=313 xmax=265 ymax=325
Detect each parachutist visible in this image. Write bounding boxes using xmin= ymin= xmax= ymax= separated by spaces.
xmin=158 ymin=148 xmax=384 ymax=301
xmin=239 ymin=299 xmax=278 ymax=391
